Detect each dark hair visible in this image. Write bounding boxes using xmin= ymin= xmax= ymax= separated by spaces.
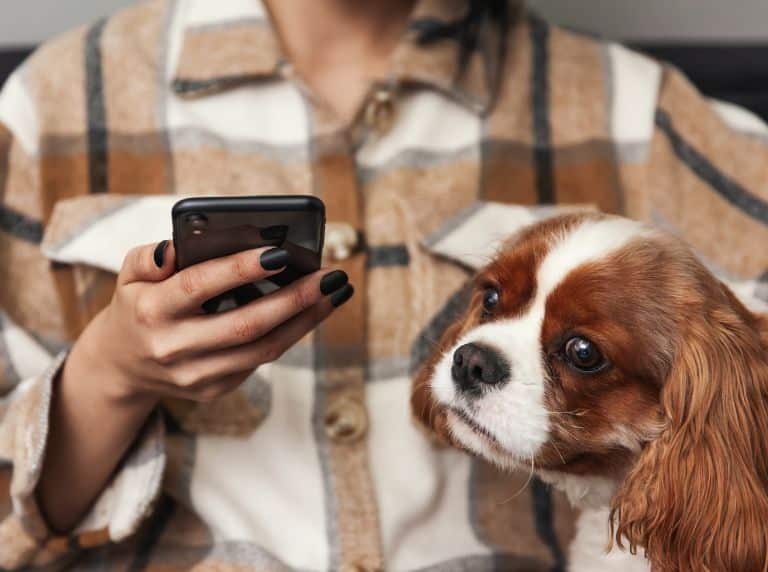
xmin=412 ymin=0 xmax=515 ymax=106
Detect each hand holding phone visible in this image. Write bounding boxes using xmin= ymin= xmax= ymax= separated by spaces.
xmin=63 ymin=195 xmax=352 ymax=407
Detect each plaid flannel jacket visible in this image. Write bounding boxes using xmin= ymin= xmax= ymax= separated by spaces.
xmin=1 ymin=0 xmax=767 ymax=570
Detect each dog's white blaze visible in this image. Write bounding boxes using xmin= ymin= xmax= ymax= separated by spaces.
xmin=431 ymin=217 xmax=650 ymax=461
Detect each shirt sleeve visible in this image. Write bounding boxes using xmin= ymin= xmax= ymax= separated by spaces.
xmin=0 ymin=66 xmax=167 ymax=569
xmin=638 ymin=62 xmax=768 ymax=309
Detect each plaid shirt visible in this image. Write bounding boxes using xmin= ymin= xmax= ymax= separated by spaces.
xmin=1 ymin=0 xmax=767 ymax=570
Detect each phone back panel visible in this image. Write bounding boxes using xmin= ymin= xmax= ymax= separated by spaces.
xmin=172 ymin=195 xmax=325 ymax=272
xmin=172 ymin=196 xmax=325 ymax=310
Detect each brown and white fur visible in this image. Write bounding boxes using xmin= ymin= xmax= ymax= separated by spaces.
xmin=412 ymin=212 xmax=768 ymax=572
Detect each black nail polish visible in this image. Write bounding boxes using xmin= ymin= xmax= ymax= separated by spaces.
xmin=260 ymin=248 xmax=290 ymax=270
xmin=331 ymin=284 xmax=354 ymax=308
xmin=320 ymin=270 xmax=348 ymax=295
xmin=153 ymin=240 xmax=168 ymax=268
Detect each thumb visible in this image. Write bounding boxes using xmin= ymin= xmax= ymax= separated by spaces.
xmin=118 ymin=240 xmax=177 ymax=285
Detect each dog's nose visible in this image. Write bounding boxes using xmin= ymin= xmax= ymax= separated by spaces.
xmin=451 ymin=343 xmax=510 ymax=393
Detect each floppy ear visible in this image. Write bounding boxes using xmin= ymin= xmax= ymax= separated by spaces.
xmin=611 ymin=300 xmax=768 ymax=571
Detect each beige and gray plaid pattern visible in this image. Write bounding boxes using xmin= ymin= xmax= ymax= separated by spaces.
xmin=1 ymin=0 xmax=767 ymax=570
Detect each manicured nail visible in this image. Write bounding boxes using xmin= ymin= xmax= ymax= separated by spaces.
xmin=320 ymin=269 xmax=348 ymax=295
xmin=260 ymin=248 xmax=290 ymax=270
xmin=202 ymin=297 xmax=221 ymax=314
xmin=153 ymin=240 xmax=168 ymax=268
xmin=331 ymin=284 xmax=354 ymax=308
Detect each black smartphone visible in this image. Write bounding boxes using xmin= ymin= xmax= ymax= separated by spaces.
xmin=172 ymin=195 xmax=325 ymax=311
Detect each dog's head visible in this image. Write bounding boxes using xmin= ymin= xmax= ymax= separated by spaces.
xmin=412 ymin=212 xmax=768 ymax=571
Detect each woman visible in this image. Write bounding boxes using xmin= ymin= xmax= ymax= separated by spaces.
xmin=1 ymin=0 xmax=767 ymax=569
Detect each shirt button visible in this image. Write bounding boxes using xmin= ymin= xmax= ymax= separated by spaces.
xmin=324 ymin=397 xmax=368 ymax=444
xmin=276 ymin=58 xmax=295 ymax=79
xmin=364 ymin=87 xmax=396 ymax=135
xmin=325 ymin=222 xmax=359 ymax=261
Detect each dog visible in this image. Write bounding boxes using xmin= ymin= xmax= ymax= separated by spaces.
xmin=412 ymin=211 xmax=768 ymax=571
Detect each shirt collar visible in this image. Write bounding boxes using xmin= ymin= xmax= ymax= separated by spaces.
xmin=171 ymin=0 xmax=520 ymax=115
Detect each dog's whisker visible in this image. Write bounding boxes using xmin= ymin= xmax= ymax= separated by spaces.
xmin=549 ymin=408 xmax=589 ymax=417
xmin=554 ymin=424 xmax=581 ymax=444
xmin=550 ymin=440 xmax=567 ymax=465
xmin=499 ymin=455 xmax=536 ymax=505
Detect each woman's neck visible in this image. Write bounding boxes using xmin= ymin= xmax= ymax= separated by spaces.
xmin=265 ymin=0 xmax=416 ymax=122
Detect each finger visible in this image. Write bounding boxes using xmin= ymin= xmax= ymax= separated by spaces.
xmin=255 ymin=282 xmax=354 ymax=357
xmin=119 ymin=240 xmax=177 ymax=285
xmin=159 ymin=246 xmax=291 ymax=316
xmin=169 ymin=283 xmax=354 ymax=381
xmin=168 ymin=268 xmax=349 ymax=355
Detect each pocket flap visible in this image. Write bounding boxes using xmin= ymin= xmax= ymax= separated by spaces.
xmin=41 ymin=195 xmax=180 ymax=273
xmin=421 ymin=201 xmax=598 ymax=270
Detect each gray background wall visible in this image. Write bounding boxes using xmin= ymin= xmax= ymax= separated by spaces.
xmin=0 ymin=0 xmax=766 ymax=47
xmin=0 ymin=0 xmax=134 ymax=47
xmin=530 ymin=0 xmax=768 ymax=42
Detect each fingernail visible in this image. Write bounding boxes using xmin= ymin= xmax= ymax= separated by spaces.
xmin=260 ymin=248 xmax=290 ymax=270
xmin=153 ymin=240 xmax=168 ymax=268
xmin=320 ymin=269 xmax=348 ymax=295
xmin=331 ymin=284 xmax=354 ymax=308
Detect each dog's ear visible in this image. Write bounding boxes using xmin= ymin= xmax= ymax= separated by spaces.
xmin=611 ymin=295 xmax=768 ymax=571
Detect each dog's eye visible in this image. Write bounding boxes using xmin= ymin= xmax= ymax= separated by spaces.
xmin=564 ymin=336 xmax=605 ymax=372
xmin=482 ymin=288 xmax=500 ymax=313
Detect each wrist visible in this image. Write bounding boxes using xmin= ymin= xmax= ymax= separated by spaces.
xmin=64 ymin=314 xmax=159 ymax=414
xmin=61 ymin=350 xmax=158 ymax=418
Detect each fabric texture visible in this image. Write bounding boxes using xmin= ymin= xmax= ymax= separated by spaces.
xmin=1 ymin=0 xmax=767 ymax=570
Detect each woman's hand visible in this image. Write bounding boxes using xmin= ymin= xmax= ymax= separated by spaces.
xmin=38 ymin=241 xmax=351 ymax=533
xmin=74 ymin=240 xmax=352 ymax=406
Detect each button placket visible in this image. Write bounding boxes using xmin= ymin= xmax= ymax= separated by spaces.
xmin=363 ymin=86 xmax=397 ymax=136
xmin=310 ymin=126 xmax=383 ymax=568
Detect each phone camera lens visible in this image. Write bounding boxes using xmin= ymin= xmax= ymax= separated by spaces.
xmin=186 ymin=213 xmax=208 ymax=235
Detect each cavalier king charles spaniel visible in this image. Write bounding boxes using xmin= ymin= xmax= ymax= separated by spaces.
xmin=412 ymin=211 xmax=768 ymax=572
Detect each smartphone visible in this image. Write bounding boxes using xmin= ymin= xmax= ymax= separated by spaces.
xmin=172 ymin=195 xmax=325 ymax=311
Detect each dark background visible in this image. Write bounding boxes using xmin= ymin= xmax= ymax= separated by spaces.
xmin=639 ymin=44 xmax=768 ymax=120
